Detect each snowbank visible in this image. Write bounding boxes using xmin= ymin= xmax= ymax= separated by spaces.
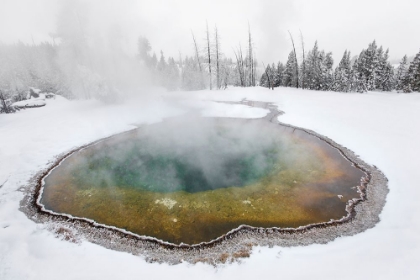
xmin=12 ymin=99 xmax=46 ymax=108
xmin=1 ymin=87 xmax=419 ymax=279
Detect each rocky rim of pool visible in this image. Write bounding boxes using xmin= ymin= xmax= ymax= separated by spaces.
xmin=20 ymin=100 xmax=389 ymax=265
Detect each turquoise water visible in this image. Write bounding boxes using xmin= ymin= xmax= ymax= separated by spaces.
xmin=41 ymin=117 xmax=364 ymax=244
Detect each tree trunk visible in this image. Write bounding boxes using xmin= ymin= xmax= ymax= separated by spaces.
xmin=248 ymin=24 xmax=254 ymax=87
xmin=191 ymin=31 xmax=204 ymax=89
xmin=215 ymin=26 xmax=220 ymax=89
xmin=288 ymin=30 xmax=299 ymax=88
xmin=233 ymin=47 xmax=245 ymax=87
xmin=300 ymin=30 xmax=306 ymax=89
xmin=206 ymin=22 xmax=212 ymax=90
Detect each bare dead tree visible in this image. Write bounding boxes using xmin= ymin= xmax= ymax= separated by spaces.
xmin=288 ymin=30 xmax=299 ymax=88
xmin=191 ymin=31 xmax=202 ymax=73
xmin=248 ymin=23 xmax=255 ymax=86
xmin=206 ymin=21 xmax=212 ymax=90
xmin=178 ymin=51 xmax=184 ymax=85
xmin=233 ymin=50 xmax=241 ymax=86
xmin=238 ymin=45 xmax=246 ymax=86
xmin=233 ymin=46 xmax=245 ymax=87
xmin=214 ymin=25 xmax=221 ymax=89
xmin=300 ymin=30 xmax=306 ymax=89
xmin=191 ymin=31 xmax=204 ymax=89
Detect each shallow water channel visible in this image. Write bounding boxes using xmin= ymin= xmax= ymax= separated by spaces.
xmin=41 ymin=116 xmax=363 ymax=245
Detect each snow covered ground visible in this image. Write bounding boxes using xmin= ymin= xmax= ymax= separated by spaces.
xmin=1 ymin=87 xmax=419 ymax=279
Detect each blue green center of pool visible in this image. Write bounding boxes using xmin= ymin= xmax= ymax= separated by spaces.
xmin=72 ymin=139 xmax=280 ymax=193
xmin=41 ymin=117 xmax=363 ymax=245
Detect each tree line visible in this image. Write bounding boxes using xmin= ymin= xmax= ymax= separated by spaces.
xmin=0 ymin=21 xmax=259 ymax=114
xmin=138 ymin=23 xmax=257 ymax=91
xmin=260 ymin=39 xmax=420 ymax=93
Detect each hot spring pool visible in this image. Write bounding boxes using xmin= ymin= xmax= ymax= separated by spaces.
xmin=40 ymin=116 xmax=364 ymax=245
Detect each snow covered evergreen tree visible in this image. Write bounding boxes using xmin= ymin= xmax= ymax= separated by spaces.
xmin=355 ymin=41 xmax=378 ymax=91
xmin=302 ymin=42 xmax=333 ymax=90
xmin=395 ymin=55 xmax=408 ymax=91
xmin=374 ymin=46 xmax=384 ymax=89
xmin=150 ymin=53 xmax=158 ymax=69
xmin=403 ymin=50 xmax=420 ymax=92
xmin=350 ymin=57 xmax=367 ymax=93
xmin=320 ymin=52 xmax=334 ymax=90
xmin=260 ymin=61 xmax=284 ymax=88
xmin=166 ymin=57 xmax=180 ymax=90
xmin=304 ymin=41 xmax=321 ymax=90
xmin=333 ymin=50 xmax=352 ymax=92
xmin=274 ymin=62 xmax=285 ymax=87
xmin=181 ymin=56 xmax=202 ymax=90
xmin=260 ymin=64 xmax=272 ymax=88
xmin=375 ymin=48 xmax=394 ymax=91
xmin=157 ymin=51 xmax=167 ymax=73
xmin=283 ymin=51 xmax=298 ymax=87
xmin=137 ymin=37 xmax=152 ymax=67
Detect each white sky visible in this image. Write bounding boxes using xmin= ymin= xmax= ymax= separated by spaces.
xmin=1 ymin=0 xmax=419 ymax=64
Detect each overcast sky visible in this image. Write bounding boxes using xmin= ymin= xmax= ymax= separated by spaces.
xmin=1 ymin=0 xmax=419 ymax=64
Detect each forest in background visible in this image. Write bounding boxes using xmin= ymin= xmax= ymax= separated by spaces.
xmin=260 ymin=38 xmax=420 ymax=94
xmin=0 ymin=18 xmax=258 ymax=108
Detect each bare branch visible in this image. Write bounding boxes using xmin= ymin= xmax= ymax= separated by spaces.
xmin=214 ymin=25 xmax=220 ymax=89
xmin=300 ymin=29 xmax=306 ymax=89
xmin=191 ymin=31 xmax=202 ymax=73
xmin=206 ymin=21 xmax=212 ymax=90
xmin=288 ymin=30 xmax=299 ymax=88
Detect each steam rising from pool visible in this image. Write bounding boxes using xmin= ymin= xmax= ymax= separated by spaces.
xmin=70 ymin=117 xmax=285 ymax=193
xmin=41 ymin=116 xmax=364 ymax=244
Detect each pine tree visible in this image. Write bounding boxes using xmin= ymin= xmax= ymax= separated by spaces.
xmin=275 ymin=62 xmax=285 ymax=87
xmin=381 ymin=50 xmax=395 ymax=91
xmin=320 ymin=52 xmax=334 ymax=90
xmin=157 ymin=50 xmax=167 ymax=72
xmin=404 ymin=50 xmax=420 ymax=92
xmin=137 ymin=37 xmax=152 ymax=67
xmin=181 ymin=56 xmax=204 ymax=90
xmin=374 ymin=46 xmax=384 ymax=89
xmin=151 ymin=53 xmax=158 ymax=68
xmin=303 ymin=41 xmax=333 ymax=90
xmin=304 ymin=41 xmax=320 ymax=90
xmin=157 ymin=50 xmax=168 ymax=88
xmin=351 ymin=57 xmax=367 ymax=93
xmin=283 ymin=51 xmax=297 ymax=87
xmin=395 ymin=55 xmax=408 ymax=91
xmin=166 ymin=57 xmax=179 ymax=90
xmin=260 ymin=64 xmax=271 ymax=88
xmin=333 ymin=50 xmax=351 ymax=92
xmin=356 ymin=41 xmax=378 ymax=91
xmin=375 ymin=48 xmax=394 ymax=91
xmin=270 ymin=63 xmax=278 ymax=87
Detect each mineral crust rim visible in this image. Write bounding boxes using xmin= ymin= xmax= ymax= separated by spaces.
xmin=20 ymin=100 xmax=388 ymax=264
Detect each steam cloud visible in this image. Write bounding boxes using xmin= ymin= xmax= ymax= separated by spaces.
xmin=62 ymin=116 xmax=297 ymax=193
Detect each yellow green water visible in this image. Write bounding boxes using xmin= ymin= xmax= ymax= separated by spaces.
xmin=41 ymin=118 xmax=363 ymax=244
